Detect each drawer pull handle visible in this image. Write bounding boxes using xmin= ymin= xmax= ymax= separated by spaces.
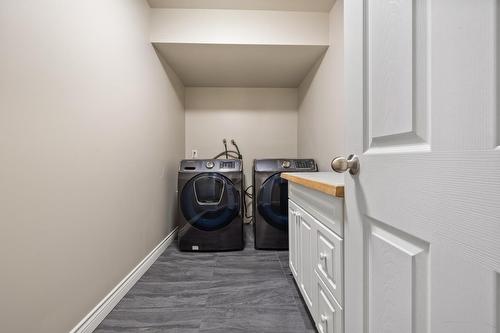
xmin=320 ymin=314 xmax=328 ymax=322
xmin=319 ymin=252 xmax=327 ymax=260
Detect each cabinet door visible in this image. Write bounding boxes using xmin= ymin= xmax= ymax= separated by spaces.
xmin=315 ymin=221 xmax=343 ymax=305
xmin=297 ymin=207 xmax=315 ymax=311
xmin=316 ymin=271 xmax=343 ymax=333
xmin=288 ymin=200 xmax=299 ymax=279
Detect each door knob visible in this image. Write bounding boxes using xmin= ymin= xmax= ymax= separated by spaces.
xmin=331 ymin=154 xmax=360 ymax=175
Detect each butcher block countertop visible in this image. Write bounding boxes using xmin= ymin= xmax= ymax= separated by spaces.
xmin=281 ymin=172 xmax=345 ymax=198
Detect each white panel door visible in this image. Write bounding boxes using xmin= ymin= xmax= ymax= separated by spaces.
xmin=344 ymin=1 xmax=500 ymax=333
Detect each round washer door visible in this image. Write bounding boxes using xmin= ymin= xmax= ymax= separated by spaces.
xmin=180 ymin=172 xmax=240 ymax=231
xmin=257 ymin=173 xmax=288 ymax=231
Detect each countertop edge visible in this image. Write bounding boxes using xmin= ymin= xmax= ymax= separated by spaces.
xmin=281 ymin=173 xmax=344 ymax=198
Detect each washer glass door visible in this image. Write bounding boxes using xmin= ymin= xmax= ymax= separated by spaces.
xmin=180 ymin=173 xmax=240 ymax=231
xmin=257 ymin=173 xmax=288 ymax=230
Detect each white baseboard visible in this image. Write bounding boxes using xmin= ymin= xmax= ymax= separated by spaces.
xmin=70 ymin=227 xmax=178 ymax=333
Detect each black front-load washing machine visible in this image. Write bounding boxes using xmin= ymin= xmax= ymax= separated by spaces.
xmin=253 ymin=159 xmax=317 ymax=250
xmin=177 ymin=159 xmax=244 ymax=251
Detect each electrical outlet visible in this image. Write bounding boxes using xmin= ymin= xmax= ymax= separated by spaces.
xmin=191 ymin=149 xmax=198 ymax=159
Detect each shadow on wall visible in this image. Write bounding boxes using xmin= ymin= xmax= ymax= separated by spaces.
xmin=184 ymin=87 xmax=299 ymax=111
xmin=298 ymin=51 xmax=327 ymax=107
xmin=154 ymin=46 xmax=185 ymax=104
xmin=153 ymin=46 xmax=185 ymax=231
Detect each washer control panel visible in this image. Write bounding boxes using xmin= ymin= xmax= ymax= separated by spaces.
xmin=220 ymin=161 xmax=236 ymax=169
xmin=205 ymin=161 xmax=215 ymax=169
xmin=180 ymin=159 xmax=242 ymax=172
xmin=254 ymin=159 xmax=318 ymax=172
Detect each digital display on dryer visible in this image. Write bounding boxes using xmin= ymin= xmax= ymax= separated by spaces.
xmin=220 ymin=161 xmax=235 ymax=169
xmin=295 ymin=160 xmax=314 ymax=169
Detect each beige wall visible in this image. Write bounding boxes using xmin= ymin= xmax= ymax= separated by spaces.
xmin=298 ymin=0 xmax=345 ymax=170
xmin=0 ymin=1 xmax=184 ymax=332
xmin=185 ymin=87 xmax=298 ymax=192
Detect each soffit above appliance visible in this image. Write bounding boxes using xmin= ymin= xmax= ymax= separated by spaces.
xmin=147 ymin=0 xmax=336 ymax=12
xmin=154 ymin=43 xmax=328 ymax=88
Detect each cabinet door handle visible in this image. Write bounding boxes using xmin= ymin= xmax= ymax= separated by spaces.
xmin=320 ymin=314 xmax=328 ymax=322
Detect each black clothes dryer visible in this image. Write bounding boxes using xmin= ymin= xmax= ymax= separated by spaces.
xmin=178 ymin=159 xmax=244 ymax=251
xmin=253 ymin=159 xmax=317 ymax=250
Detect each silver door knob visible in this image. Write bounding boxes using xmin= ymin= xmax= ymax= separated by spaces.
xmin=331 ymin=154 xmax=360 ymax=175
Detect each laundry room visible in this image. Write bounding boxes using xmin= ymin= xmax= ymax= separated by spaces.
xmin=5 ymin=0 xmax=497 ymax=333
xmin=174 ymin=3 xmax=346 ymax=221
xmin=170 ymin=4 xmax=345 ymax=252
xmin=1 ymin=1 xmax=344 ymax=331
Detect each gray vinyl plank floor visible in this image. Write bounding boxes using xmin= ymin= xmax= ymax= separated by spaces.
xmin=95 ymin=225 xmax=317 ymax=333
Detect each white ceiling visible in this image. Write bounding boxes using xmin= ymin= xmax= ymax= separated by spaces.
xmin=147 ymin=0 xmax=335 ymax=12
xmin=154 ymin=43 xmax=328 ymax=88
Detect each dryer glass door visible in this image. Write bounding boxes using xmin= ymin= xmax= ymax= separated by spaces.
xmin=180 ymin=173 xmax=240 ymax=231
xmin=257 ymin=173 xmax=288 ymax=230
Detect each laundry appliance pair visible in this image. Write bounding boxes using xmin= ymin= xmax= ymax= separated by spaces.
xmin=176 ymin=156 xmax=317 ymax=252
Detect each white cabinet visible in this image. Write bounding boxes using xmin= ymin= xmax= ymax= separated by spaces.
xmin=289 ymin=200 xmax=314 ymax=312
xmin=287 ymin=182 xmax=344 ymax=333
xmin=298 ymin=209 xmax=314 ymax=310
xmin=288 ymin=203 xmax=299 ymax=279
xmin=316 ymin=270 xmax=343 ymax=333
xmin=315 ymin=219 xmax=343 ymax=304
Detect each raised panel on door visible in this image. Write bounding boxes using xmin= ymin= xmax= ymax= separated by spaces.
xmin=315 ymin=220 xmax=343 ymax=305
xmin=316 ymin=270 xmax=343 ymax=333
xmin=298 ymin=207 xmax=315 ymax=311
xmin=288 ymin=200 xmax=299 ymax=279
xmin=369 ymin=222 xmax=429 ymax=333
xmin=345 ymin=1 xmax=500 ymax=333
xmin=366 ymin=0 xmax=429 ymax=152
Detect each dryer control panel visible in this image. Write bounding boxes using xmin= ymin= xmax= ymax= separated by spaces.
xmin=254 ymin=159 xmax=317 ymax=172
xmin=294 ymin=159 xmax=316 ymax=169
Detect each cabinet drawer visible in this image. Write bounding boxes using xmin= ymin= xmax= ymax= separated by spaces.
xmin=315 ymin=271 xmax=343 ymax=333
xmin=315 ymin=220 xmax=343 ymax=305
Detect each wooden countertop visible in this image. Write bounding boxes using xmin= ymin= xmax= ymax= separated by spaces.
xmin=281 ymin=172 xmax=345 ymax=198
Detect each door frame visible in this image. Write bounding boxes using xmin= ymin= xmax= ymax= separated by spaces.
xmin=344 ymin=1 xmax=367 ymax=332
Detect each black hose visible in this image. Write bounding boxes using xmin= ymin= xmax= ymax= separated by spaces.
xmin=243 ymin=184 xmax=253 ymax=222
xmin=245 ymin=201 xmax=253 ymax=220
xmin=231 ymin=139 xmax=242 ymax=159
xmin=222 ymin=139 xmax=228 ymax=159
xmin=212 ymin=151 xmax=239 ymax=159
xmin=244 ymin=185 xmax=253 ymax=199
